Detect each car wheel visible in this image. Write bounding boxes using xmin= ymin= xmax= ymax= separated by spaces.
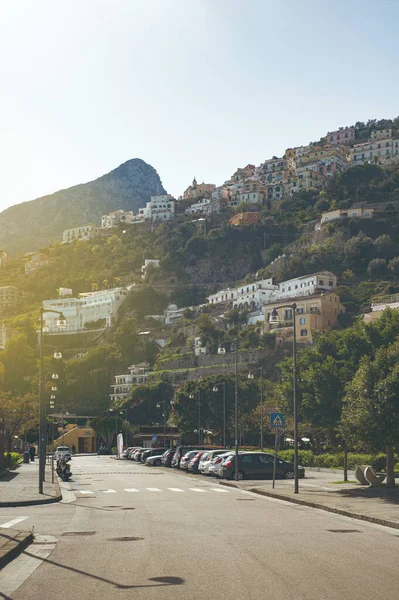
xmin=237 ymin=471 xmax=245 ymax=481
xmin=154 ymin=459 xmax=161 ymax=466
xmin=284 ymin=470 xmax=294 ymax=479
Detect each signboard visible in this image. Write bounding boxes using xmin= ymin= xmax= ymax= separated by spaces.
xmin=270 ymin=412 xmax=286 ymax=428
xmin=152 ymin=434 xmax=158 ymax=444
xmin=117 ymin=433 xmax=124 ymax=458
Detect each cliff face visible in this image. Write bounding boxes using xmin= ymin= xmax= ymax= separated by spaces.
xmin=0 ymin=158 xmax=166 ymax=254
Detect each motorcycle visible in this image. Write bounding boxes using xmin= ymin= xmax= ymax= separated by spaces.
xmin=56 ymin=457 xmax=72 ymax=481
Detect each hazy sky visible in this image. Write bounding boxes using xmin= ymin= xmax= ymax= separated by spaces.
xmin=1 ymin=0 xmax=399 ymax=212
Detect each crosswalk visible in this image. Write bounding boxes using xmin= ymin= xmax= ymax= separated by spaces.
xmin=71 ymin=486 xmax=231 ymax=495
xmin=0 ymin=516 xmax=29 ymax=528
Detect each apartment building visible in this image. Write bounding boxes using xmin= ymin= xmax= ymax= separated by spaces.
xmin=43 ymin=287 xmax=128 ymax=334
xmin=350 ymin=133 xmax=399 ymax=166
xmin=233 ymin=279 xmax=277 ymax=310
xmin=320 ymin=207 xmax=374 ymax=225
xmin=110 ymin=363 xmax=151 ymax=403
xmin=138 ymin=195 xmax=175 ymax=221
xmin=101 ymin=210 xmax=141 ymax=228
xmin=326 ymin=127 xmax=355 ymax=146
xmin=265 ymin=292 xmax=345 ymax=343
xmin=62 ymin=224 xmax=100 ymax=244
xmin=0 ymin=286 xmax=24 ymax=313
xmin=275 ymin=272 xmax=337 ymax=301
xmin=24 ymin=252 xmax=50 ymax=274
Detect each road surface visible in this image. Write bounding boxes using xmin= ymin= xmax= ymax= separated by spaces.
xmin=0 ymin=455 xmax=397 ymax=599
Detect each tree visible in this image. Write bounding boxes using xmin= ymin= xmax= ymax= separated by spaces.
xmin=2 ymin=392 xmax=39 ymax=450
xmin=90 ymin=416 xmax=124 ymax=448
xmin=367 ymin=258 xmax=389 ymax=280
xmin=342 ymin=342 xmax=399 ymax=487
xmin=388 ymin=257 xmax=399 ymax=277
xmin=374 ymin=234 xmax=395 ymax=260
xmin=344 ymin=232 xmax=374 ymax=269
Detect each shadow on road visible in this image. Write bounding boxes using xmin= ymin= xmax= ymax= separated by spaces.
xmin=337 ymin=486 xmax=399 ymax=505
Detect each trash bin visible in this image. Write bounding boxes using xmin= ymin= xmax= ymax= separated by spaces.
xmin=23 ymin=451 xmax=30 ymax=463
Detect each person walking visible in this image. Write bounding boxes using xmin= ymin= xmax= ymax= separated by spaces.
xmin=29 ymin=444 xmax=35 ymax=462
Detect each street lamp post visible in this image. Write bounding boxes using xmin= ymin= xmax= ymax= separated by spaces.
xmin=38 ymin=308 xmax=67 ymax=494
xmin=189 ymin=390 xmax=202 ymax=445
xmin=269 ymin=303 xmax=299 ymax=494
xmin=212 ymin=382 xmax=226 ymax=447
xmin=218 ymin=338 xmax=238 ymax=481
xmin=248 ymin=366 xmax=264 ymax=451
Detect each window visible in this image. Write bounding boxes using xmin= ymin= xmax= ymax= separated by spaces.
xmin=299 ymin=317 xmax=306 ymax=325
xmin=329 ymin=280 xmax=334 ymax=286
xmin=295 ymin=285 xmax=298 ymax=289
xmin=319 ymin=279 xmax=324 ymax=285
xmin=300 ymin=329 xmax=308 ymax=337
xmin=297 ymin=307 xmax=304 ymax=314
xmin=310 ymin=306 xmax=318 ymax=312
xmin=284 ymin=309 xmax=293 ymax=320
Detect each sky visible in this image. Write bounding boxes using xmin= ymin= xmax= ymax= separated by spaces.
xmin=1 ymin=0 xmax=399 ymax=211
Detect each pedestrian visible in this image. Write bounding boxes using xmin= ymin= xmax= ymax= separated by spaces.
xmin=29 ymin=444 xmax=35 ymax=462
xmin=72 ymin=444 xmax=76 ymax=454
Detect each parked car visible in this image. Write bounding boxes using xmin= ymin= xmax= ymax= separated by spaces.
xmin=179 ymin=450 xmax=198 ymax=470
xmin=171 ymin=446 xmax=203 ymax=468
xmin=123 ymin=447 xmax=135 ymax=458
xmin=187 ymin=451 xmax=206 ymax=473
xmin=161 ymin=449 xmax=175 ymax=467
xmin=128 ymin=448 xmax=141 ymax=459
xmin=209 ymin=452 xmax=235 ymax=478
xmin=132 ymin=448 xmax=144 ymax=461
xmin=219 ymin=452 xmax=305 ymax=481
xmin=198 ymin=449 xmax=229 ymax=475
xmin=55 ymin=446 xmax=71 ymax=461
xmin=142 ymin=448 xmax=166 ymax=464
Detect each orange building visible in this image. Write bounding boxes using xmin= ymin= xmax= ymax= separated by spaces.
xmin=228 ymin=212 xmax=259 ymax=226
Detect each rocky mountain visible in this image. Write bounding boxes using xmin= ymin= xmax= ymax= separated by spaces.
xmin=0 ymin=158 xmax=166 ymax=254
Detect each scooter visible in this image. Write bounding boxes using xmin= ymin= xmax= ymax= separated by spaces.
xmin=56 ymin=457 xmax=72 ymax=481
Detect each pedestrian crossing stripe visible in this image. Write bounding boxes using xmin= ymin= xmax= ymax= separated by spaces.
xmin=73 ymin=487 xmax=231 ymax=495
xmin=0 ymin=516 xmax=29 ymax=528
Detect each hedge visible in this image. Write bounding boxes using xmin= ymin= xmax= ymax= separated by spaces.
xmin=263 ymin=450 xmax=398 ymax=472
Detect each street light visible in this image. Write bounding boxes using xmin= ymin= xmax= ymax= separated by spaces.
xmin=38 ymin=307 xmax=67 ymax=494
xmin=218 ymin=338 xmax=239 ymax=480
xmin=248 ymin=367 xmax=264 ymax=451
xmin=212 ymin=382 xmax=226 ymax=447
xmin=269 ymin=303 xmax=299 ymax=494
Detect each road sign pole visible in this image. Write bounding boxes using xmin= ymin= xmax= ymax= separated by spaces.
xmin=272 ymin=428 xmax=279 ymax=489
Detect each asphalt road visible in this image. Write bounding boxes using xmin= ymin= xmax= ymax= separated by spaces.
xmin=0 ymin=455 xmax=398 ymax=600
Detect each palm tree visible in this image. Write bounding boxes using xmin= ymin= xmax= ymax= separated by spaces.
xmin=102 ymin=279 xmax=109 ymax=290
xmin=91 ymin=282 xmax=98 ymax=292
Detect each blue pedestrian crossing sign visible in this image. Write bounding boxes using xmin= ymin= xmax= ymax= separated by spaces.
xmin=152 ymin=434 xmax=158 ymax=443
xmin=270 ymin=412 xmax=286 ymax=428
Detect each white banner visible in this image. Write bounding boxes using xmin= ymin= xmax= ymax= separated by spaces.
xmin=59 ymin=287 xmax=73 ymax=297
xmin=117 ymin=432 xmax=124 ymax=458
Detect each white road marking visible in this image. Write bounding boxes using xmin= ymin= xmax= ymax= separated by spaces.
xmin=211 ymin=488 xmax=229 ymax=492
xmin=103 ymin=489 xmax=117 ymax=494
xmin=146 ymin=487 xmax=162 ymax=492
xmin=168 ymin=487 xmax=184 ymax=492
xmin=189 ymin=488 xmax=206 ymax=493
xmin=79 ymin=490 xmax=94 ymax=495
xmin=124 ymin=488 xmax=140 ymax=492
xmin=0 ymin=516 xmax=29 ymax=528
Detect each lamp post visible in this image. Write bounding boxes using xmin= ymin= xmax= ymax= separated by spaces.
xmin=269 ymin=303 xmax=299 ymax=494
xmin=38 ymin=308 xmax=67 ymax=494
xmin=218 ymin=338 xmax=238 ymax=481
xmin=212 ymin=382 xmax=226 ymax=447
xmin=119 ymin=409 xmax=128 ymax=449
xmin=189 ymin=390 xmax=202 ymax=445
xmin=248 ymin=367 xmax=264 ymax=451
xmin=156 ymin=401 xmax=167 ymax=446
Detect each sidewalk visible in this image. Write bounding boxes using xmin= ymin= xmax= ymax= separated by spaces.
xmin=0 ymin=460 xmax=61 ymax=507
xmin=0 ymin=529 xmax=33 ymax=569
xmin=220 ymin=472 xmax=399 ymax=530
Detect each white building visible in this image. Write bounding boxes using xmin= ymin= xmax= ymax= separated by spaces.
xmin=233 ymin=279 xmax=277 ymax=310
xmin=141 ymin=259 xmax=160 ymax=279
xmin=207 ymin=288 xmax=238 ymax=305
xmin=42 ymin=287 xmax=129 ymax=334
xmin=350 ymin=136 xmax=399 ymax=166
xmin=138 ymin=195 xmax=175 ymax=221
xmin=275 ymin=271 xmax=337 ymax=301
xmin=185 ymin=198 xmax=220 ymax=215
xmin=101 ymin=210 xmax=142 ymax=228
xmin=110 ymin=363 xmax=151 ymax=403
xmin=62 ymin=224 xmax=100 ymax=244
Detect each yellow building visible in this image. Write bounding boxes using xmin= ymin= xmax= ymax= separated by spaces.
xmin=183 ymin=177 xmax=216 ymax=200
xmin=265 ymin=292 xmax=345 ymax=344
xmin=51 ymin=426 xmax=97 ymax=453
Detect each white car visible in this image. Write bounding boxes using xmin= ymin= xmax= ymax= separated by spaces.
xmin=179 ymin=451 xmax=198 ymax=470
xmin=208 ymin=452 xmax=235 ymax=478
xmin=199 ymin=449 xmax=230 ymax=475
xmin=55 ymin=446 xmax=71 ymax=460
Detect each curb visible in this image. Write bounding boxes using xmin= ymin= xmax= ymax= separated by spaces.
xmin=0 ymin=478 xmax=62 ymax=508
xmin=219 ymin=481 xmax=399 ymax=531
xmin=0 ymin=531 xmax=34 ymax=570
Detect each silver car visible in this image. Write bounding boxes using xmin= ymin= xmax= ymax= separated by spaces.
xmin=199 ymin=449 xmax=230 ymax=475
xmin=179 ymin=450 xmax=198 ymax=470
xmin=208 ymin=452 xmax=235 ymax=478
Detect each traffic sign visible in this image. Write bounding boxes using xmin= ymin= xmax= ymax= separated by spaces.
xmin=270 ymin=412 xmax=286 ymax=428
xmin=152 ymin=434 xmax=158 ymax=443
